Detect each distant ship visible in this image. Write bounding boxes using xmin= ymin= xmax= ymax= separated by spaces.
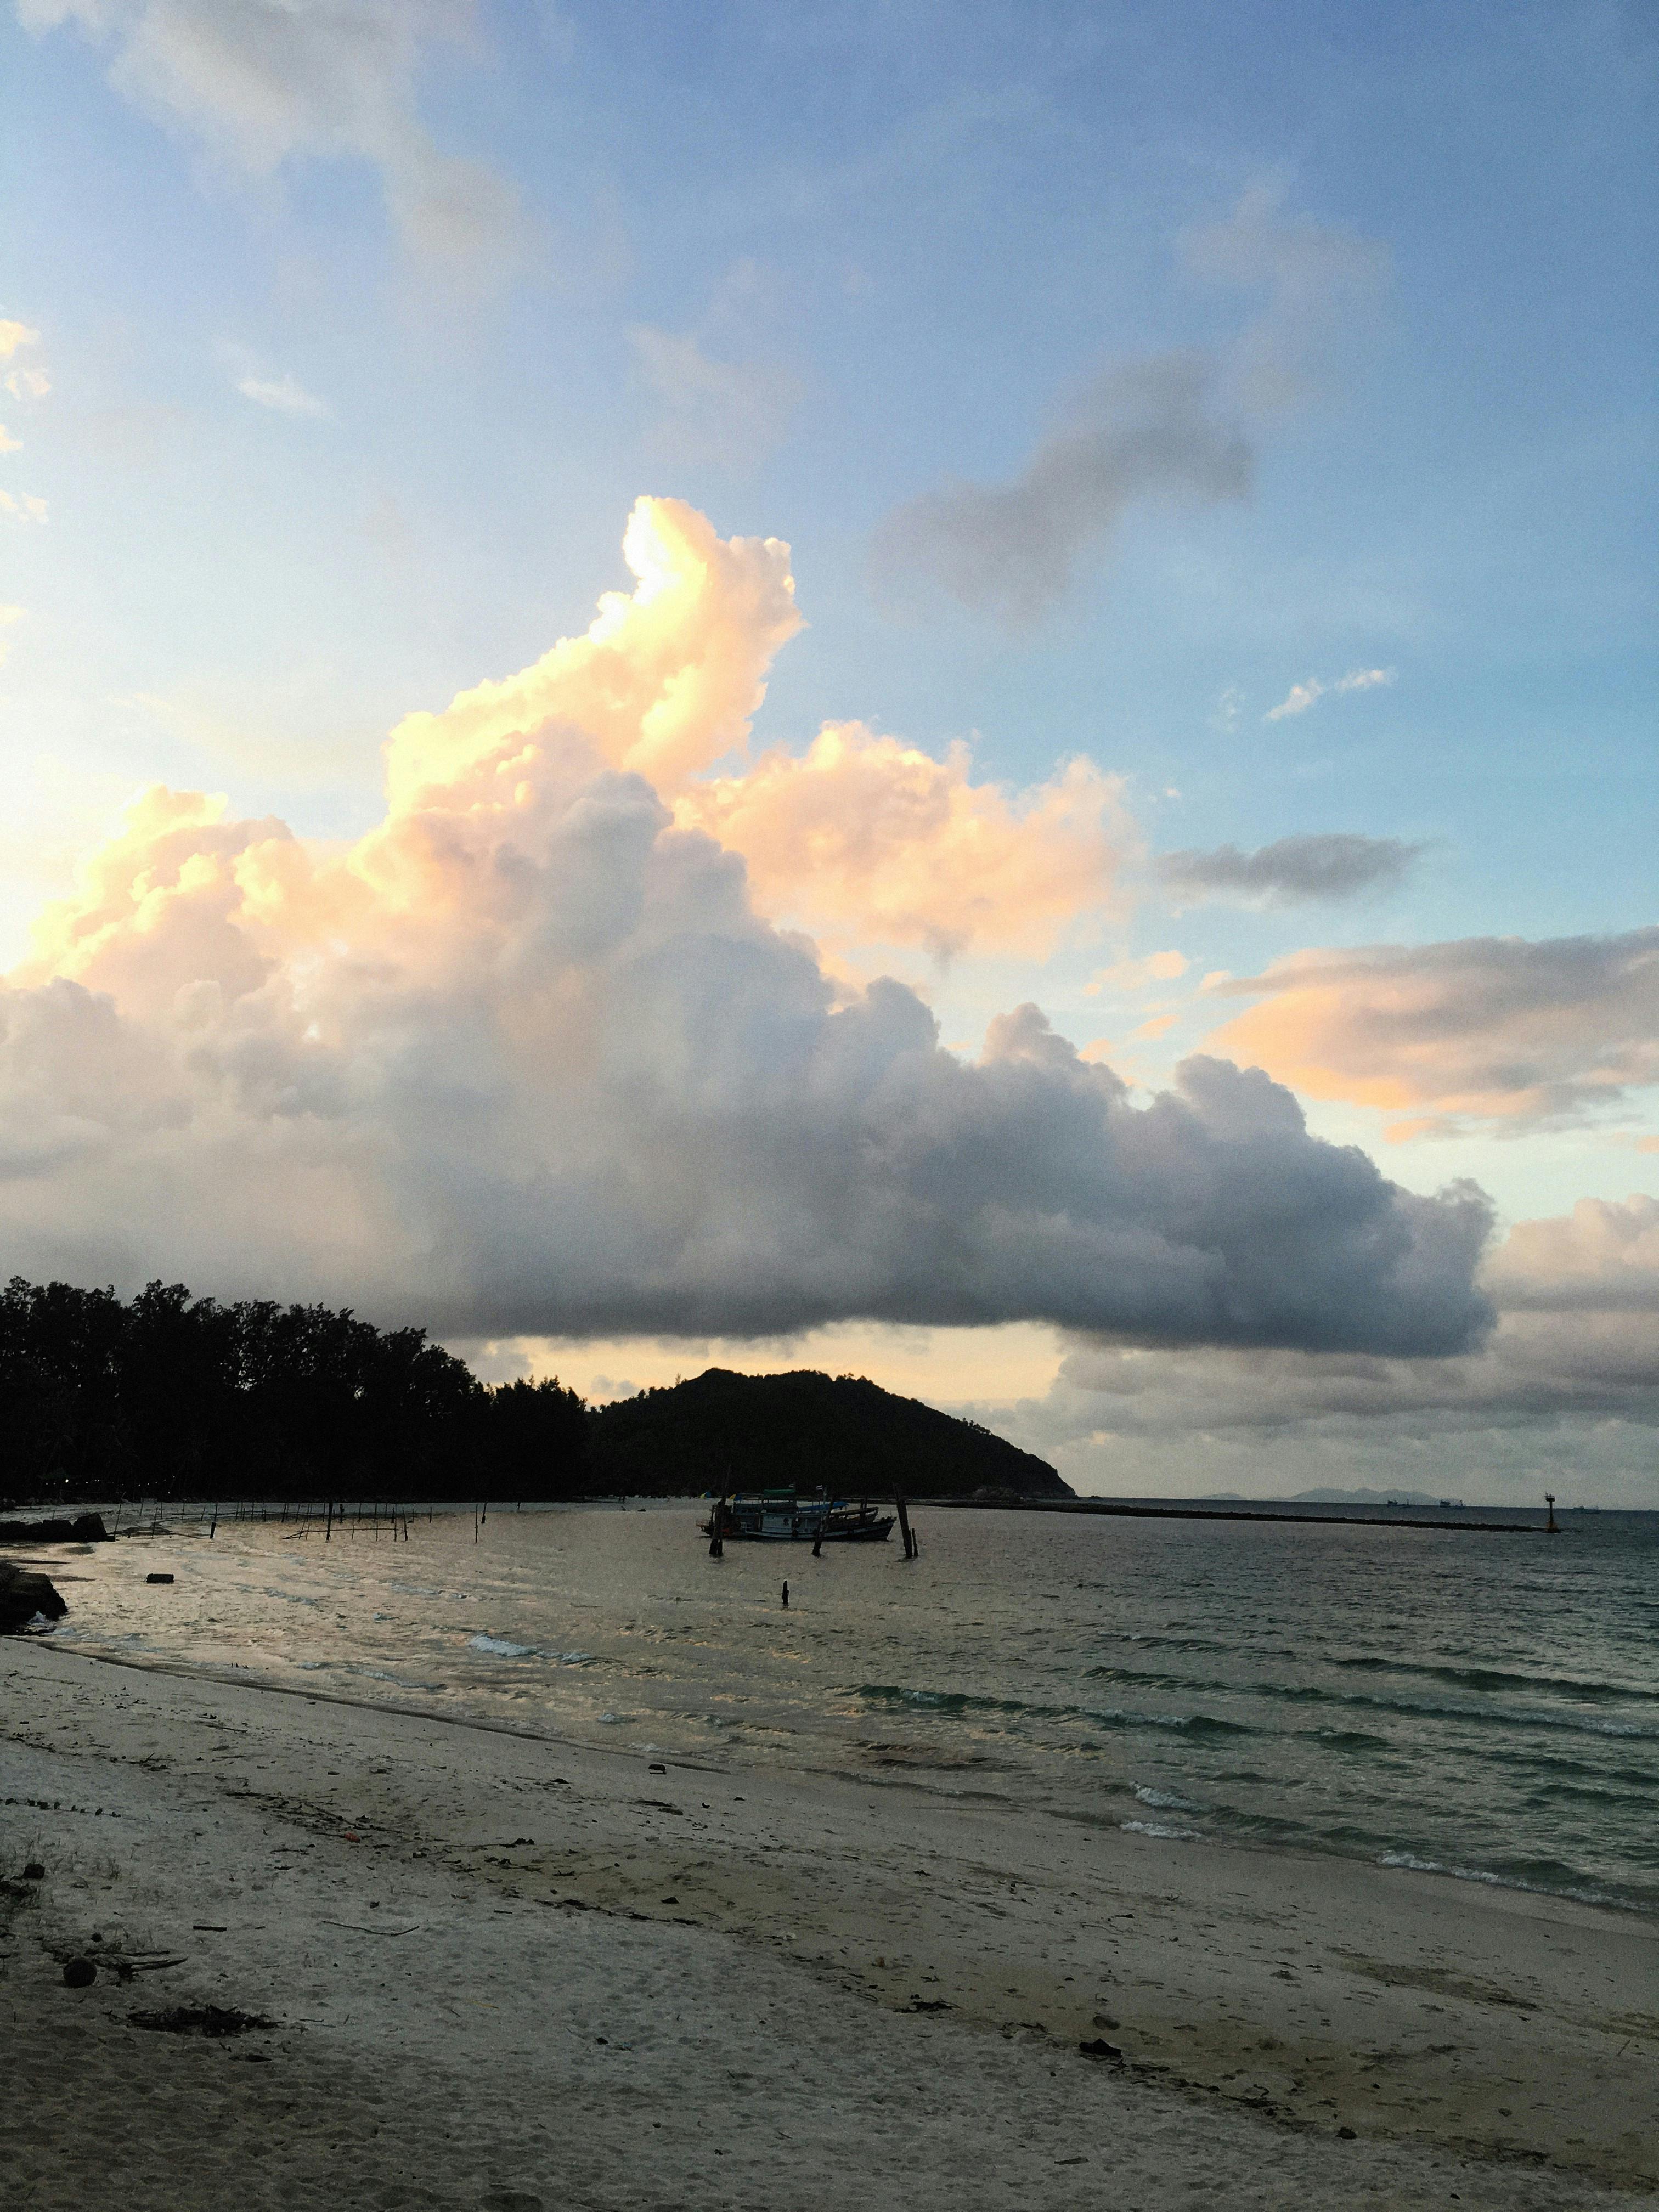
xmin=701 ymin=1489 xmax=896 ymax=1543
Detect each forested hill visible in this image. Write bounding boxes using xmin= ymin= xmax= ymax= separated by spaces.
xmin=588 ymin=1368 xmax=1070 ymax=1499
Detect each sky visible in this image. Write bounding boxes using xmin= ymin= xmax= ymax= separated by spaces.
xmin=1 ymin=0 xmax=1655 ymax=1500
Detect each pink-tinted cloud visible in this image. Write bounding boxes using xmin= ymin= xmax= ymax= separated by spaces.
xmin=1206 ymin=928 xmax=1659 ymax=1133
xmin=677 ymin=724 xmax=1129 ymax=962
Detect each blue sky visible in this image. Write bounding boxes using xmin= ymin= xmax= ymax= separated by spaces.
xmin=2 ymin=2 xmax=1655 ymax=1495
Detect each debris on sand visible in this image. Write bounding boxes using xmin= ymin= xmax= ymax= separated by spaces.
xmin=130 ymin=2005 xmax=276 ymax=2038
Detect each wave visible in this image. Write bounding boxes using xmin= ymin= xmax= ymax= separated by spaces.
xmin=1082 ymin=1663 xmax=1658 ymax=1741
xmin=1133 ymin=1784 xmax=1206 ymax=1812
xmin=851 ymin=1682 xmax=1255 ymax=1740
xmin=1331 ymin=1653 xmax=1659 ymax=1705
xmin=1376 ymin=1849 xmax=1657 ymax=1914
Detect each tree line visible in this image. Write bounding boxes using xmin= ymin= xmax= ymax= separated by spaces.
xmin=0 ymin=1278 xmax=587 ymax=1504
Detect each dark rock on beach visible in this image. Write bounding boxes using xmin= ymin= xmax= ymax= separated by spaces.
xmin=0 ymin=1562 xmax=69 ymax=1633
xmin=0 ymin=1513 xmax=110 ymax=1544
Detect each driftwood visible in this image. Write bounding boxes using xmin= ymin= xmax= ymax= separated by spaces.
xmin=0 ymin=1561 xmax=67 ymax=1634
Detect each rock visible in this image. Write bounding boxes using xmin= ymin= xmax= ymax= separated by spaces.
xmin=145 ymin=1572 xmax=174 ymax=1585
xmin=22 ymin=1861 xmax=45 ymax=1880
xmin=1336 ymin=2126 xmax=1357 ymax=2140
xmin=0 ymin=1513 xmax=109 ymax=1544
xmin=1078 ymin=2039 xmax=1123 ymax=2061
xmin=63 ymin=1957 xmax=98 ymax=1989
xmin=0 ymin=1563 xmax=67 ymax=1633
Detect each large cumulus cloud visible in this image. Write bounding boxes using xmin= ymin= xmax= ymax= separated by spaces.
xmin=964 ymin=1195 xmax=1659 ymax=1502
xmin=2 ymin=499 xmax=1493 ymax=1355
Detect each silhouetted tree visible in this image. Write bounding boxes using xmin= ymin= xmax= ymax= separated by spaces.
xmin=0 ymin=1277 xmax=586 ymax=1503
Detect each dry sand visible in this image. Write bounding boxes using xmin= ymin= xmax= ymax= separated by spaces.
xmin=2 ymin=1635 xmax=1655 ymax=2210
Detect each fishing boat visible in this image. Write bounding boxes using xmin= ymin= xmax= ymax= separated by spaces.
xmin=700 ymin=1489 xmax=896 ymax=1543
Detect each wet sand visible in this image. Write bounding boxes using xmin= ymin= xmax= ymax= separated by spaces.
xmin=3 ymin=1636 xmax=1655 ymax=2210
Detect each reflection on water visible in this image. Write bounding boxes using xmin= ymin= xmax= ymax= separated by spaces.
xmin=40 ymin=1499 xmax=1659 ymax=1912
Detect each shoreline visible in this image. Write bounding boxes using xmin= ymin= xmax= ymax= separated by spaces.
xmin=4 ymin=1634 xmax=1656 ymax=2207
xmin=41 ymin=1633 xmax=1659 ymax=1921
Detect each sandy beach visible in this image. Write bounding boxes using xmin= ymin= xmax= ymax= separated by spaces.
xmin=3 ymin=1633 xmax=1655 ymax=2211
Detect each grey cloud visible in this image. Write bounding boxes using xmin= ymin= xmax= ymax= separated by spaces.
xmin=870 ymin=186 xmax=1389 ymax=628
xmin=1179 ymin=178 xmax=1392 ymax=415
xmin=951 ymin=1193 xmax=1659 ymax=1503
xmin=1158 ymin=833 xmax=1421 ymax=909
xmin=24 ymin=0 xmax=525 ymax=279
xmin=628 ymin=325 xmax=803 ymax=470
xmin=873 ymin=353 xmax=1251 ymax=628
xmin=0 ymin=757 xmax=1492 ymax=1361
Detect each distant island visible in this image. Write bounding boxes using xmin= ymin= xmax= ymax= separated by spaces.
xmin=0 ymin=1276 xmax=1064 ymax=1505
xmin=589 ymin=1367 xmax=1069 ymax=1500
xmin=1290 ymin=1486 xmax=1464 ymax=1508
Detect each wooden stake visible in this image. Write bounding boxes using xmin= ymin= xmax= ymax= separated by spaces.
xmin=895 ymin=1493 xmax=916 ymax=1559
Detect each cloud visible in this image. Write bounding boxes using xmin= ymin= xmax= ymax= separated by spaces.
xmin=628 ymin=325 xmax=802 ymax=470
xmin=1008 ymin=1203 xmax=1659 ymax=1460
xmin=0 ymin=489 xmax=48 ymax=523
xmin=1263 ymin=667 xmax=1395 ymax=721
xmin=234 ymin=368 xmax=330 ymax=417
xmin=1485 ymin=1193 xmax=1659 ymax=1312
xmin=1159 ymin=833 xmax=1420 ymax=909
xmin=1084 ymin=950 xmax=1188 ymax=995
xmin=21 ymin=0 xmax=525 ymax=279
xmin=970 ymin=1193 xmax=1659 ymax=1501
xmin=676 ymin=726 xmax=1130 ymax=962
xmin=870 ymin=185 xmax=1390 ymax=629
xmin=0 ymin=603 xmax=21 ymax=666
xmin=1179 ymin=177 xmax=1392 ymax=414
xmin=1206 ymin=927 xmax=1659 ymax=1133
xmin=1 ymin=498 xmax=1492 ymax=1357
xmin=873 ymin=353 xmax=1251 ymax=627
xmin=0 ymin=319 xmax=47 ymax=457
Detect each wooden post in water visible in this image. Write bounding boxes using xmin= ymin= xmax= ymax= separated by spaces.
xmin=1545 ymin=1491 xmax=1559 ymax=1533
xmin=895 ymin=1493 xmax=916 ymax=1559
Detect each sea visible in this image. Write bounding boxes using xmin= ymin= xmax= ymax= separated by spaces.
xmin=33 ymin=1498 xmax=1659 ymax=1916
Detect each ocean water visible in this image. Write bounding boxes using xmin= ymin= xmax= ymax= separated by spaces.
xmin=35 ymin=1500 xmax=1659 ymax=1914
